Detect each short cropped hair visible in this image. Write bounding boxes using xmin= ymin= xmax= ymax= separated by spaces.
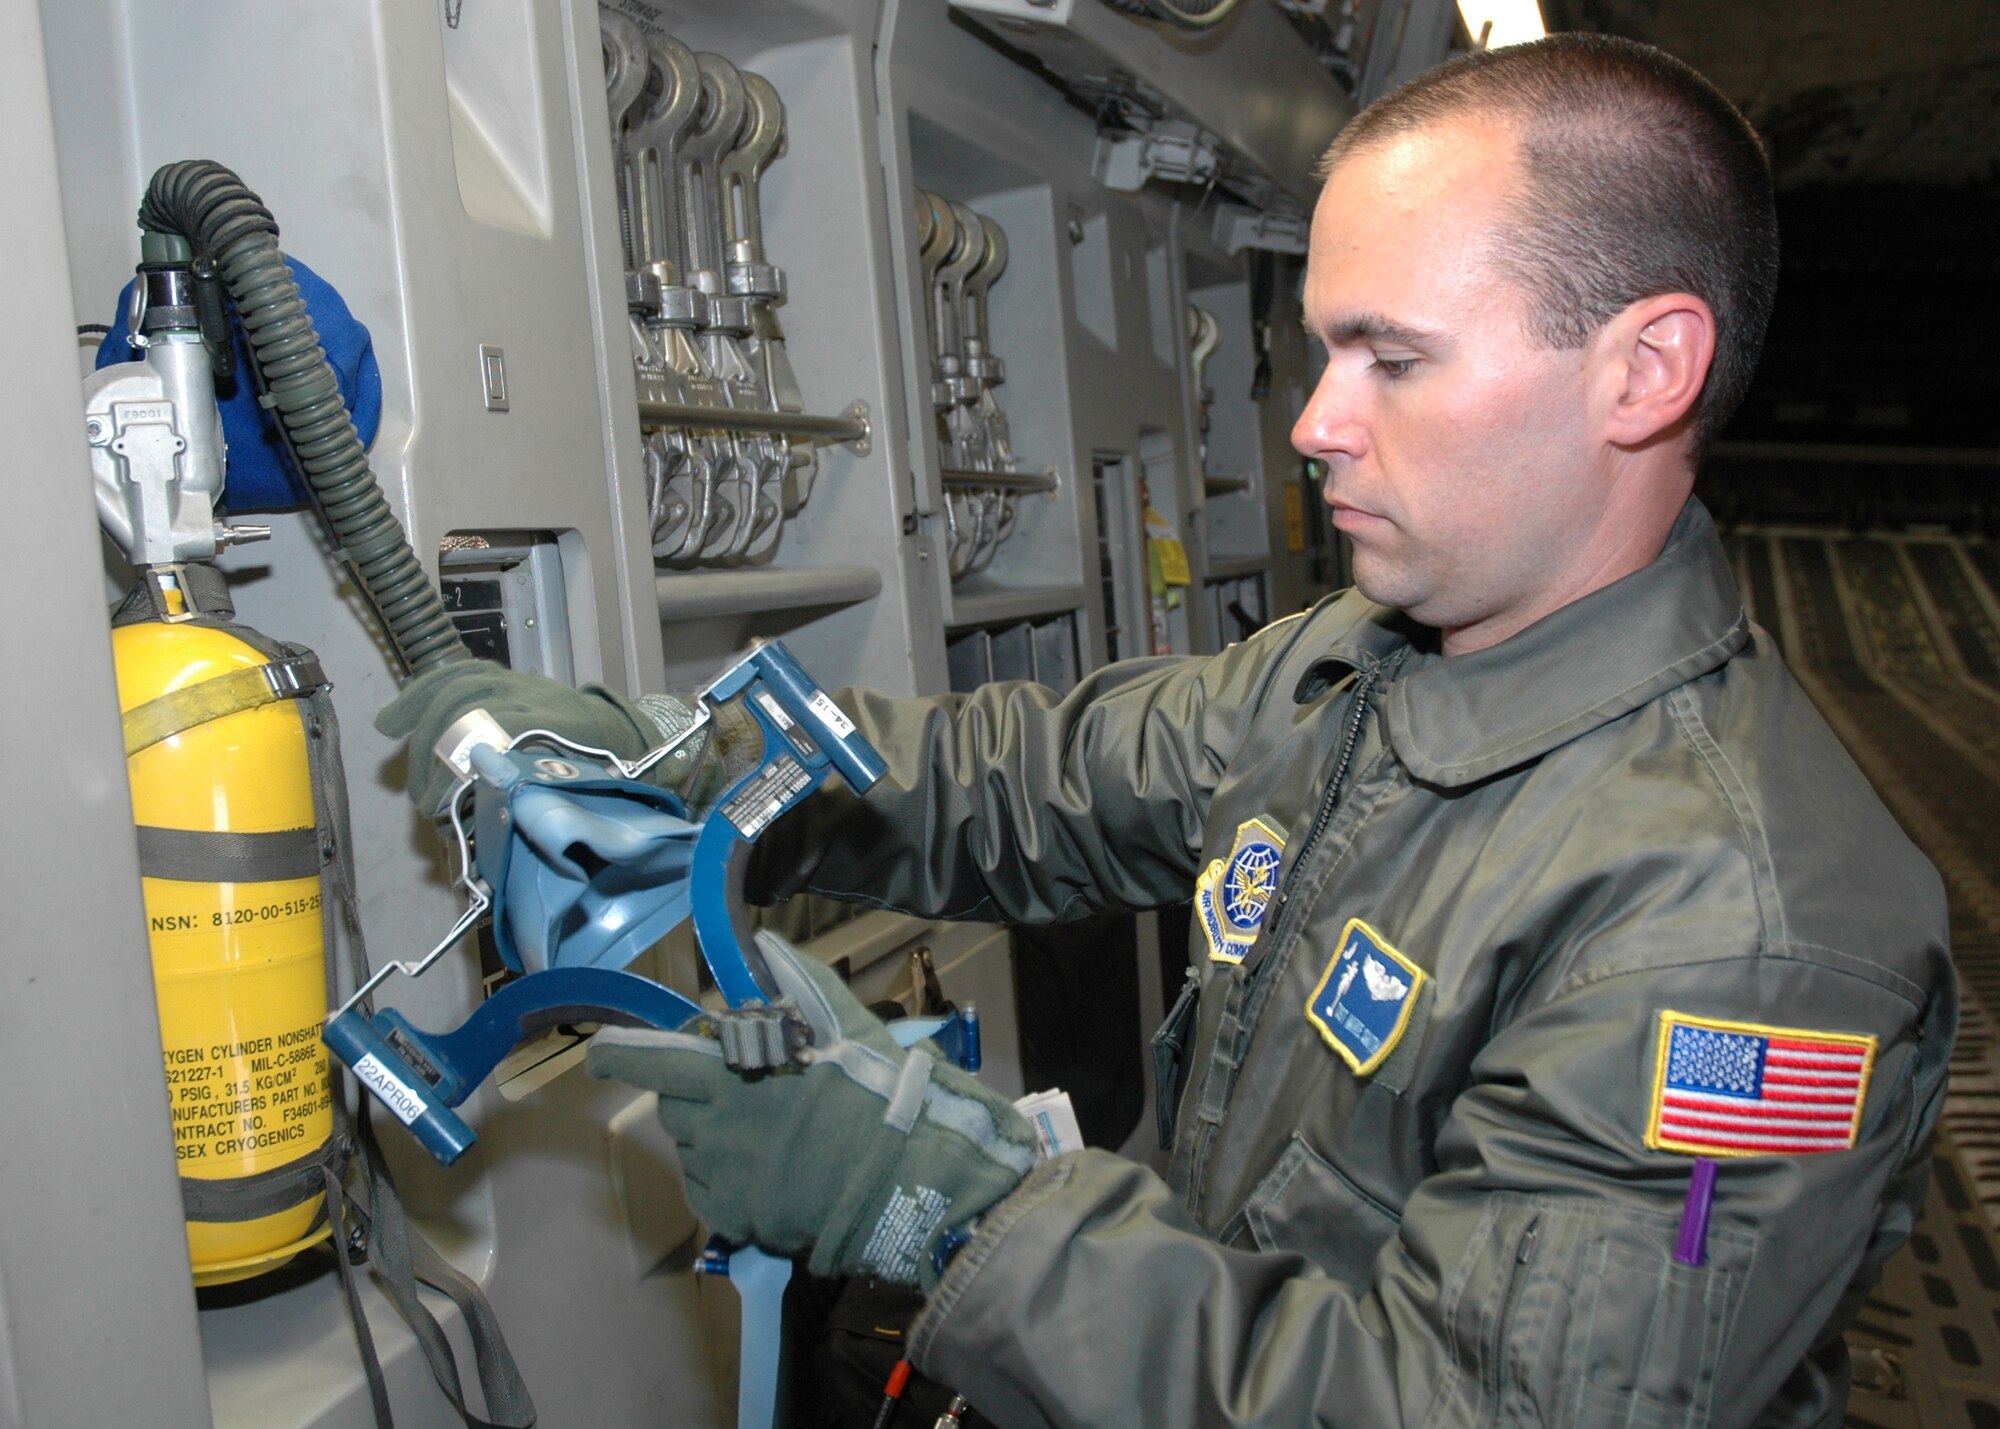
xmin=1321 ymin=35 xmax=1779 ymax=455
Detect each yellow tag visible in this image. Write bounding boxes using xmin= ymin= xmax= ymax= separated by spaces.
xmin=1283 ymin=485 xmax=1307 ymax=553
xmin=1141 ymin=505 xmax=1192 ymax=587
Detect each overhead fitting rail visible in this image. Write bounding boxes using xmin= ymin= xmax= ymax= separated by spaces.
xmin=654 ymin=566 xmax=883 ymax=622
xmin=940 ymin=467 xmax=1059 ymax=494
xmin=636 ymin=398 xmax=872 ymax=454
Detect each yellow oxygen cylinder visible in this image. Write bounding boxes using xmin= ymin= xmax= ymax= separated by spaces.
xmin=115 ymin=611 xmax=336 ymax=1287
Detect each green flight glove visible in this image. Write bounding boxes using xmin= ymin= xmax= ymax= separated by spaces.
xmin=586 ymin=931 xmax=1039 ymax=1288
xmin=375 ymin=660 xmax=718 ymax=815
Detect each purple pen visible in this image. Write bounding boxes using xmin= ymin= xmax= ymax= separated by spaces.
xmin=1673 ymin=1157 xmax=1719 ymax=1266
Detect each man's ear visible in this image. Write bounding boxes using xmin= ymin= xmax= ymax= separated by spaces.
xmin=1596 ymin=293 xmax=1717 ymax=449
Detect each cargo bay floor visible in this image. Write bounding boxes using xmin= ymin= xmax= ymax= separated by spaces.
xmin=1728 ymin=528 xmax=2000 ymax=1428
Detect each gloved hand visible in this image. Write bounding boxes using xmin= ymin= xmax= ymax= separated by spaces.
xmin=586 ymin=931 xmax=1039 ymax=1288
xmin=375 ymin=659 xmax=707 ymax=815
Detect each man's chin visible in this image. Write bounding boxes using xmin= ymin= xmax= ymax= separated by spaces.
xmin=1350 ymin=561 xmax=1420 ymax=613
xmin=1353 ymin=568 xmax=1465 ymax=632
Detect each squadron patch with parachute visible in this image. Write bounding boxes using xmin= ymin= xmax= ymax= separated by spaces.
xmin=1306 ymin=919 xmax=1427 ymax=1076
xmin=1196 ymin=818 xmax=1286 ymax=964
xmin=1647 ymin=1011 xmax=1875 ymax=1157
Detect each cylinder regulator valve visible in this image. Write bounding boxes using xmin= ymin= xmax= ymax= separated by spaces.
xmin=84 ymin=233 xmax=269 ymax=575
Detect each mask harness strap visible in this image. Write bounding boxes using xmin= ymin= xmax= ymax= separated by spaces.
xmin=304 ymin=677 xmax=536 ymax=1429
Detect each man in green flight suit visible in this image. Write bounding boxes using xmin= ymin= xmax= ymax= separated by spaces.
xmin=384 ymin=33 xmax=1955 ymax=1427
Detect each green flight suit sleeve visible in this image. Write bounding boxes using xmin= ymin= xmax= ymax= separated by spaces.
xmin=907 ymin=946 xmax=1953 ymax=1428
xmin=748 ymin=620 xmax=1315 ymax=923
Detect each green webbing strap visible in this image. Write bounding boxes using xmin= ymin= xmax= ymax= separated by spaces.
xmin=134 ymin=824 xmax=323 ymax=883
xmin=301 ymin=682 xmax=400 ymax=1429
xmin=352 ymin=1122 xmax=538 ymax=1429
xmin=324 ymin=1161 xmax=398 ymax=1428
xmin=122 ymin=653 xmax=328 ymax=757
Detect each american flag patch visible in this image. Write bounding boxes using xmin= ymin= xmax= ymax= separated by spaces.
xmin=1646 ymin=1012 xmax=1876 ymax=1158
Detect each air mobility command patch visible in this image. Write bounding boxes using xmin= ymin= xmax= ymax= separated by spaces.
xmin=1195 ymin=818 xmax=1285 ymax=964
xmin=1646 ymin=1012 xmax=1876 ymax=1157
xmin=1305 ymin=919 xmax=1427 ymax=1076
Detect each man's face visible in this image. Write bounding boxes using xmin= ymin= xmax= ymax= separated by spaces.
xmin=1293 ymin=116 xmax=1607 ymax=650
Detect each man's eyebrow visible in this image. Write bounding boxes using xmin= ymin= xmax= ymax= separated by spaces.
xmin=1312 ymin=312 xmax=1443 ymax=349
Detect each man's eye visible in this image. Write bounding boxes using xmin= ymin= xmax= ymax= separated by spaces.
xmin=1372 ymin=356 xmax=1417 ymax=379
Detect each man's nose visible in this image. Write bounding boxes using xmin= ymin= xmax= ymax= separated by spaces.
xmin=1291 ymin=368 xmax=1365 ymax=462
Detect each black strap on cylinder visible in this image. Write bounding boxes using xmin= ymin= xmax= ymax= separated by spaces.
xmin=182 ymin=1139 xmax=345 ymax=1223
xmin=135 ymin=824 xmax=323 ymax=883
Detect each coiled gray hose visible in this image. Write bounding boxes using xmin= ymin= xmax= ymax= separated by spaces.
xmin=138 ymin=160 xmax=470 ymax=676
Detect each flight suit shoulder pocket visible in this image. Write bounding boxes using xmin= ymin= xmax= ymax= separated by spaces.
xmin=1483 ymin=1201 xmax=1750 ymax=1429
xmin=1241 ymin=1132 xmax=1401 ymax=1284
xmin=1559 ymin=1233 xmax=1746 ymax=1429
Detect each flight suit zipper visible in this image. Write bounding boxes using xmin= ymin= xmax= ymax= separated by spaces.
xmin=1504 ymin=1218 xmax=1540 ymax=1319
xmin=1180 ymin=660 xmax=1386 ymax=1212
xmin=1488 ymin=1216 xmax=1541 ymax=1410
xmin=1152 ymin=965 xmax=1204 ymax=1150
xmin=1241 ymin=661 xmax=1379 ymax=983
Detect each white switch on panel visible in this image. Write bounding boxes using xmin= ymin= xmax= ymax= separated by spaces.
xmin=478 ymin=343 xmax=509 ymax=412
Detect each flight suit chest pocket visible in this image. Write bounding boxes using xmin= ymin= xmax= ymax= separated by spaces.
xmin=1240 ymin=1133 xmax=1401 ymax=1285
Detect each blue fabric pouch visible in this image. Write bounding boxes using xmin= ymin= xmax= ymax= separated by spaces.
xmin=96 ymin=256 xmax=382 ymax=512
